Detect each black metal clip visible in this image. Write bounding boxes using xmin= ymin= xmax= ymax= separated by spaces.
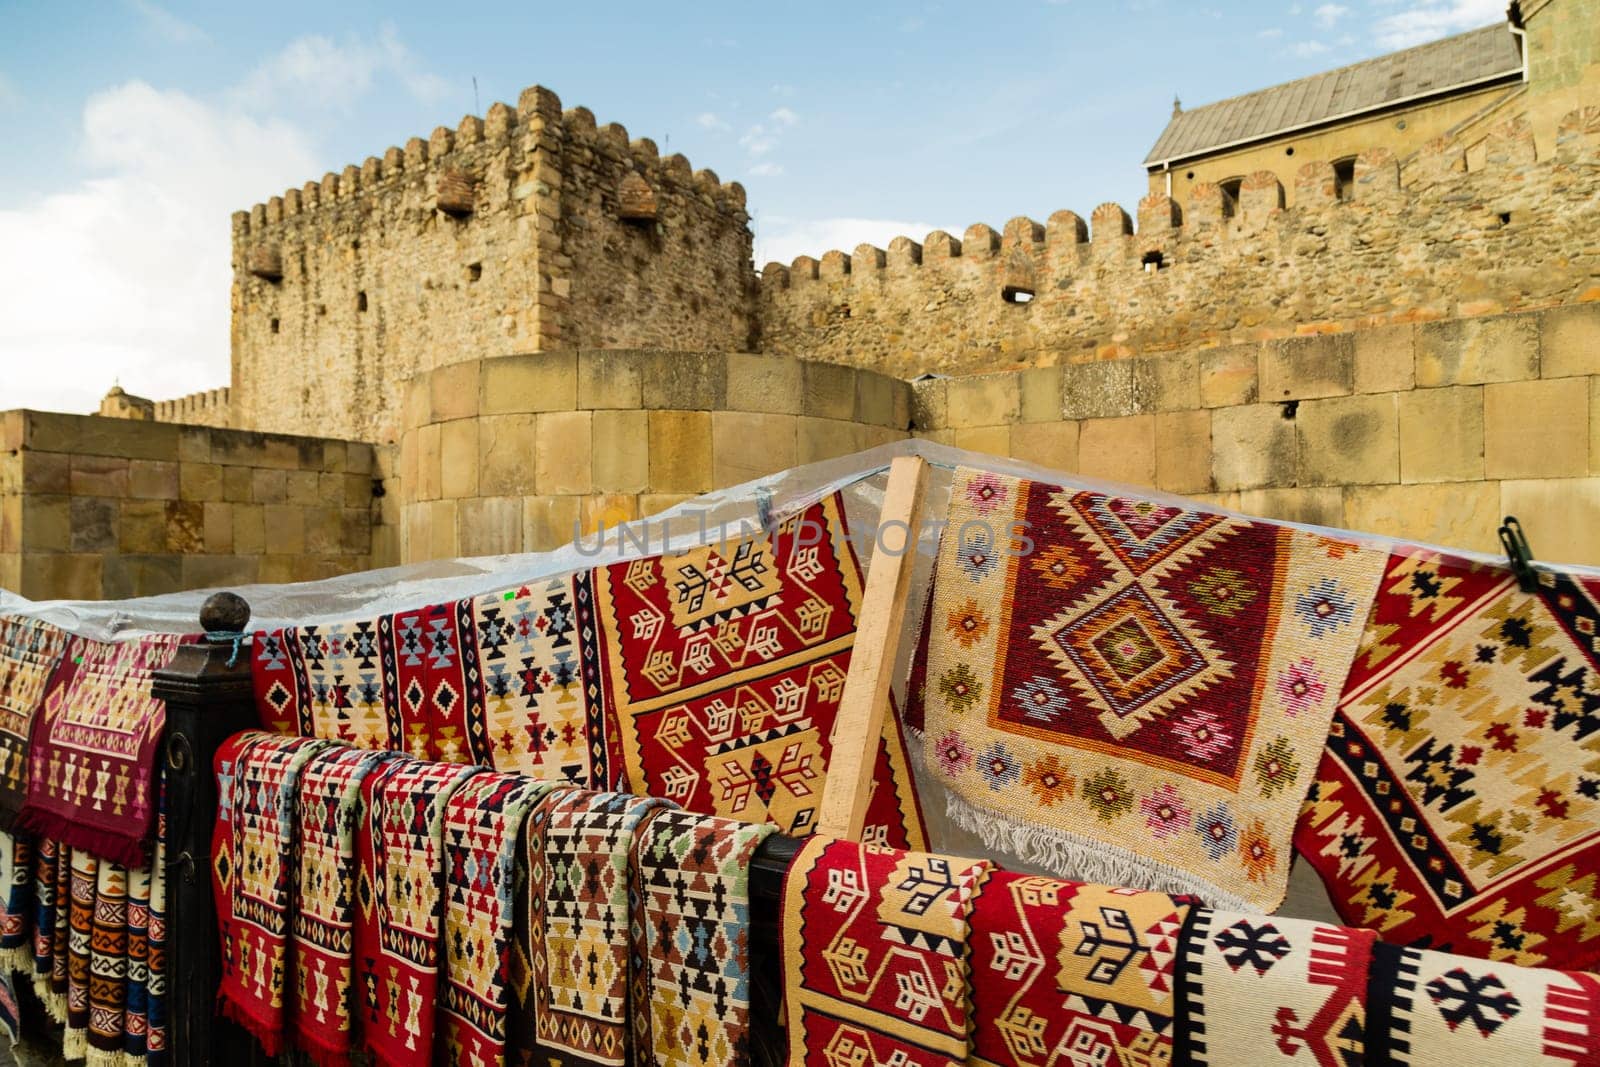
xmin=1499 ymin=515 xmax=1538 ymax=593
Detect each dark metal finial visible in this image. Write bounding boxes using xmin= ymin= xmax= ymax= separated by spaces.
xmin=199 ymin=592 xmax=251 ymax=638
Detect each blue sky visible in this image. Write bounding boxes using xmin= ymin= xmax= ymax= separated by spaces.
xmin=0 ymin=0 xmax=1504 ymax=413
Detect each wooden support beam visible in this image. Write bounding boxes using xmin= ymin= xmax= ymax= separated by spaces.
xmin=817 ymin=455 xmax=928 ymax=841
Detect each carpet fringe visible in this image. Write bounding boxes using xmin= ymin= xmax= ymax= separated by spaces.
xmin=944 ymin=792 xmax=1253 ymax=911
xmin=61 ymin=1024 xmax=86 ymax=1060
xmin=31 ymin=975 xmax=66 ymax=1025
xmin=0 ymin=946 xmax=33 ymax=976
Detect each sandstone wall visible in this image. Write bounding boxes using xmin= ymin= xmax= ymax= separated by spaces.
xmin=397 ymin=350 xmax=910 ymax=558
xmin=152 ymin=387 xmax=232 ymax=429
xmin=231 ymin=85 xmax=754 ymax=446
xmin=0 ymin=411 xmax=396 ymax=601
xmin=915 ymin=303 xmax=1600 ymax=566
xmin=759 ymin=108 xmax=1600 ymax=379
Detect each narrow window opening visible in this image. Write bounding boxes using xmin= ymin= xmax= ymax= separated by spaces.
xmin=356 ymin=291 xmax=368 ymax=312
xmin=1002 ymin=286 xmax=1035 ymax=304
xmin=467 ymin=262 xmax=482 ymax=283
xmin=1333 ymin=157 xmax=1357 ymax=201
xmin=1280 ymin=400 xmax=1299 ymax=420
xmin=1219 ymin=177 xmax=1243 ymax=218
xmin=1185 ymin=170 xmax=1195 ymax=180
xmin=1141 ymin=250 xmax=1166 ymax=272
xmin=1498 ymin=212 xmax=1512 ymax=227
xmin=270 ymin=318 xmax=280 ymax=334
xmin=1285 ymin=146 xmax=1296 ymax=156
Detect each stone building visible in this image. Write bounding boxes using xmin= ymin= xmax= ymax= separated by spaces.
xmin=3 ymin=0 xmax=1599 ymax=601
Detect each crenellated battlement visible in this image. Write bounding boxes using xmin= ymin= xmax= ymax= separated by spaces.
xmin=230 ymin=83 xmax=757 ymax=445
xmin=758 ymin=109 xmax=1600 ymax=376
xmin=152 ymin=387 xmax=231 ymax=429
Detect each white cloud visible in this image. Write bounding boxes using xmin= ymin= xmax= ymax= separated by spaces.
xmin=127 ymin=0 xmax=207 ymax=44
xmin=695 ymin=111 xmax=730 ymax=132
xmin=231 ymin=24 xmax=451 ymax=113
xmin=1314 ymin=3 xmax=1349 ymax=27
xmin=0 ymin=82 xmax=322 ymax=414
xmin=1292 ymin=39 xmax=1331 ymax=56
xmin=1372 ymin=0 xmax=1506 ymax=49
xmin=747 ymin=162 xmax=783 ymax=178
xmin=740 ymin=125 xmax=778 ymax=156
xmin=753 ymin=217 xmax=952 ymax=272
xmin=769 ymin=107 xmax=799 ymax=126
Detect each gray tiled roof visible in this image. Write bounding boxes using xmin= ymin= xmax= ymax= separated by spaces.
xmin=1144 ymin=22 xmax=1521 ymax=166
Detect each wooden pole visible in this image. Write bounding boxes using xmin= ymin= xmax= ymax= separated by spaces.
xmin=816 ymin=455 xmax=928 ymax=841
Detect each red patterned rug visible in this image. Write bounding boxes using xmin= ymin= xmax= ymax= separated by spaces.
xmin=922 ymin=468 xmax=1384 ymax=910
xmin=1178 ymin=908 xmax=1372 ymax=1065
xmin=0 ymin=617 xmax=68 ymax=827
xmin=593 ymin=495 xmax=925 ymax=848
xmin=1297 ymin=550 xmax=1600 ymax=970
xmin=782 ymin=836 xmax=992 ymax=1067
xmin=970 ymin=872 xmax=1190 ymax=1067
xmin=21 ymin=634 xmax=191 ymax=867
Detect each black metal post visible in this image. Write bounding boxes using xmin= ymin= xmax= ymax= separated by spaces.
xmin=150 ymin=591 xmax=262 ymax=1066
xmin=748 ymin=832 xmax=802 ymax=1067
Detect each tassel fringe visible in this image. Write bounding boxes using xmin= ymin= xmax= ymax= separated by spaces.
xmin=12 ymin=809 xmax=147 ymax=870
xmin=0 ymin=946 xmax=33 ymax=976
xmin=31 ymin=975 xmax=66 ymax=1025
xmin=943 ymin=792 xmax=1255 ymax=911
xmin=217 ymin=993 xmax=284 ymax=1059
xmin=62 ymin=1024 xmax=87 ymax=1060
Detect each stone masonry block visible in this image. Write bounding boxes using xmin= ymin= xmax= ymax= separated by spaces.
xmin=1399 ymin=386 xmax=1483 ymax=483
xmin=430 ymin=359 xmax=481 ymax=422
xmin=70 ymin=455 xmax=129 ymax=498
xmin=414 ymin=423 xmax=442 ymax=501
xmin=25 ymin=413 xmax=178 ymax=462
xmin=233 ymin=505 xmax=266 ymax=555
xmin=180 ymin=463 xmax=224 ymax=502
xmin=1416 ymin=315 xmax=1539 ymax=387
xmin=578 ymin=351 xmax=646 ymax=409
xmin=20 ymin=553 xmax=103 ymax=600
xmin=712 ymin=412 xmax=798 ymax=487
xmin=1501 ymin=479 xmax=1600 ymax=566
xmin=649 ymin=411 xmax=713 ymax=494
xmin=1211 ymin=404 xmax=1296 ymax=490
xmin=439 ymin=419 xmax=481 ymax=499
xmin=481 ymin=352 xmax=578 ymax=415
xmin=457 ymin=497 xmax=522 ymax=557
xmin=1541 ymin=305 xmax=1600 ymax=379
xmin=802 ymin=362 xmax=859 ymax=421
xmin=1295 ymin=394 xmax=1400 ymax=487
xmin=428 ymin=500 xmax=459 ymax=559
xmin=579 ymin=495 xmax=641 ymax=538
xmin=910 ymin=379 xmax=948 ymax=432
xmin=177 ymin=427 xmax=212 ymax=465
xmin=1353 ymin=325 xmax=1416 ymax=394
xmin=222 ymin=466 xmax=254 ymax=502
xmin=1061 ymin=360 xmax=1153 ymax=420
xmin=946 ymin=375 xmax=1020 ymax=428
xmin=69 ymin=497 xmax=117 ymax=553
xmin=592 ymin=410 xmax=650 ymax=493
xmin=726 ymin=354 xmax=804 ymax=415
xmin=1200 ymin=345 xmax=1259 ymax=408
xmin=1008 ymin=422 xmax=1078 ymax=474
xmin=1017 ymin=367 xmax=1063 ymax=423
xmin=950 ymin=426 xmax=1012 ymax=458
xmin=1260 ymin=335 xmax=1354 ymax=402
xmin=642 ymin=353 xmax=727 ymax=411
xmin=304 ymin=508 xmax=342 ymax=555
xmin=1152 ymin=351 xmax=1200 ymax=412
xmin=536 ymin=411 xmax=594 ymax=496
xmin=128 ymin=460 xmax=179 ymax=500
xmin=523 ymin=496 xmax=582 ymax=553
xmin=117 ymin=499 xmax=166 ymax=554
xmin=1485 ymin=378 xmax=1589 ymax=479
xmin=797 ymin=418 xmax=867 ymax=466
xmin=478 ymin=414 xmax=539 ymax=497
xmin=285 ymin=469 xmax=321 ymax=506
xmin=211 ymin=432 xmax=303 ymax=471
xmin=203 ymin=502 xmax=233 ymax=554
xmin=1155 ymin=409 xmax=1212 ymax=495
xmin=1078 ymin=415 xmax=1156 ymax=488
xmin=1236 ymin=488 xmax=1344 ymax=529
xmin=855 ymin=372 xmax=904 ymax=429
xmin=22 ymin=452 xmax=70 ymax=495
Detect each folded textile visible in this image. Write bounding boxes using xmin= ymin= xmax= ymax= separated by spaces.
xmin=921 ymin=468 xmax=1384 ymax=910
xmin=291 ymin=745 xmax=397 ymax=1067
xmin=355 ymin=756 xmax=483 ymax=1066
xmin=782 ymin=836 xmax=992 ymax=1067
xmin=212 ymin=730 xmax=334 ymax=1055
xmin=63 ymin=848 xmax=97 ymax=1060
xmin=146 ymin=795 xmax=168 ymax=1067
xmin=1367 ymin=940 xmax=1600 ymax=1065
xmin=86 ymin=860 xmax=129 ymax=1067
xmin=519 ymin=789 xmax=674 ymax=1067
xmin=29 ymin=836 xmax=62 ymax=1019
xmin=464 ymin=574 xmax=614 ymax=788
xmin=1178 ymin=907 xmax=1374 ymax=1066
xmin=593 ymin=494 xmax=925 ymax=848
xmin=0 ymin=617 xmax=68 ymax=828
xmin=0 ymin=831 xmax=33 ymax=973
xmin=253 ymin=619 xmax=397 ymax=750
xmin=438 ymin=772 xmax=568 ymax=1066
xmin=629 ymin=808 xmax=772 ymax=1067
xmin=1297 ymin=550 xmax=1600 ymax=969
xmin=122 ymin=862 xmax=150 ymax=1066
xmin=20 ymin=633 xmax=190 ymax=866
xmin=969 ymin=871 xmax=1190 ymax=1067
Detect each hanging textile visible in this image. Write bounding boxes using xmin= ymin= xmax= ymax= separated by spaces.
xmin=0 ymin=616 xmax=68 ymax=828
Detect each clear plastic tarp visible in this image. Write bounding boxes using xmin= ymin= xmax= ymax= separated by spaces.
xmin=0 ymin=438 xmax=1570 ymax=922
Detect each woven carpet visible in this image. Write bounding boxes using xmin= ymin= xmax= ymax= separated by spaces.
xmin=629 ymin=808 xmax=772 ymax=1067
xmin=593 ymin=495 xmax=925 ymax=848
xmin=63 ymin=847 xmax=96 ymax=1059
xmin=0 ymin=617 xmax=68 ymax=828
xmin=20 ymin=633 xmax=189 ymax=866
xmin=212 ymin=730 xmax=334 ymax=1055
xmin=1178 ymin=908 xmax=1374 ymax=1066
xmin=122 ymin=861 xmax=151 ymax=1066
xmin=86 ymin=860 xmax=129 ymax=1067
xmin=922 ymin=468 xmax=1384 ymax=910
xmin=464 ymin=574 xmax=612 ymax=788
xmin=519 ymin=789 xmax=674 ymax=1067
xmin=782 ymin=836 xmax=992 ymax=1067
xmin=1367 ymin=940 xmax=1600 ymax=1065
xmin=969 ymin=871 xmax=1190 ymax=1067
xmin=146 ymin=794 xmax=168 ymax=1067
xmin=29 ymin=836 xmax=62 ymax=1018
xmin=1296 ymin=550 xmax=1600 ymax=970
xmin=291 ymin=744 xmax=397 ymax=1066
xmin=0 ymin=831 xmax=33 ymax=973
xmin=355 ymin=755 xmax=484 ymax=1066
xmin=438 ymin=771 xmax=567 ymax=1066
